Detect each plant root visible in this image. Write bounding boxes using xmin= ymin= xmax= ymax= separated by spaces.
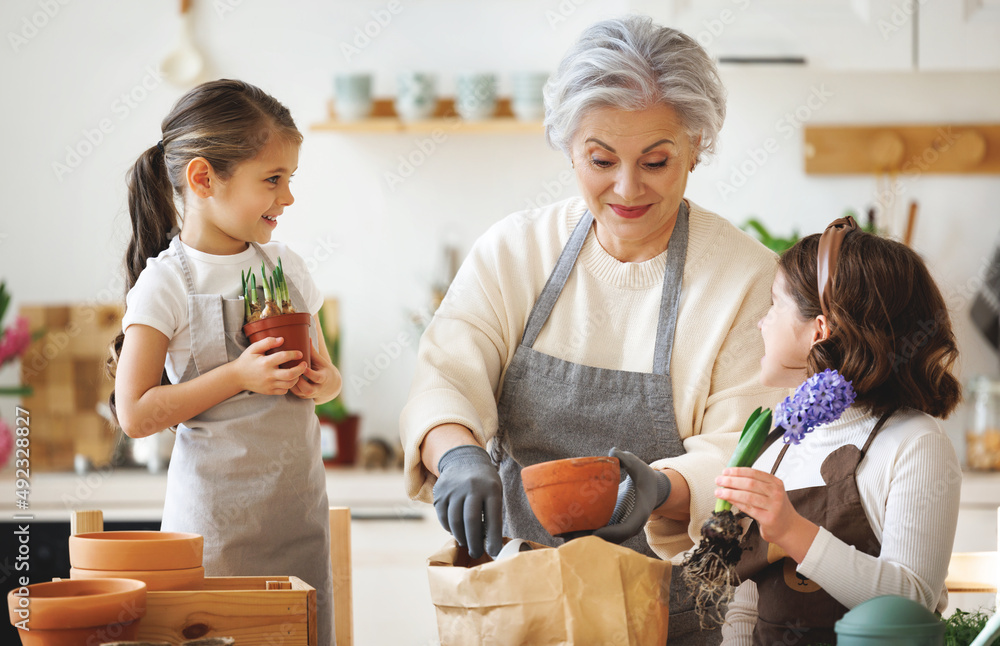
xmin=681 ymin=511 xmax=745 ymax=628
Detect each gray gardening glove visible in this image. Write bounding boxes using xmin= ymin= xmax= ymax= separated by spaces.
xmin=432 ymin=444 xmax=503 ymax=559
xmin=592 ymin=448 xmax=671 ymax=545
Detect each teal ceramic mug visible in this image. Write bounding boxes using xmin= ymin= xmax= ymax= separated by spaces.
xmin=455 ymin=73 xmax=497 ymax=121
xmin=334 ymin=73 xmax=373 ymax=121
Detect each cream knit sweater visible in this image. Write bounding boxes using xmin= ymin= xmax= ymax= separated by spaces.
xmin=721 ymin=407 xmax=962 ymax=644
xmin=399 ymin=196 xmax=787 ymax=559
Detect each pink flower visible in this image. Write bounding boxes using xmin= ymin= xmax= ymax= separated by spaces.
xmin=0 ymin=315 xmax=30 ymax=367
xmin=0 ymin=419 xmax=12 ymax=468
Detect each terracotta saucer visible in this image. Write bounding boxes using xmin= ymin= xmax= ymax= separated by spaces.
xmin=69 ymin=531 xmax=203 ymax=571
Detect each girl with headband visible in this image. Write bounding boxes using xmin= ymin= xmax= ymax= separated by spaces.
xmin=716 ymin=217 xmax=963 ymax=644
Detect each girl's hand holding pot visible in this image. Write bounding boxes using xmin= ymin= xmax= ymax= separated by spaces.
xmin=291 ymin=340 xmax=343 ymax=403
xmin=234 ymin=336 xmax=308 ymax=396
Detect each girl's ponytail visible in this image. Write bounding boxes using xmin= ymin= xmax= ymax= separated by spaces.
xmin=106 ymin=142 xmax=178 ymax=419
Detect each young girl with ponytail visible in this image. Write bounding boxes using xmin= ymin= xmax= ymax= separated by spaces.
xmin=107 ymin=79 xmax=340 ymax=646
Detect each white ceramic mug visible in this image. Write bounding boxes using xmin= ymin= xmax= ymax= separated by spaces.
xmin=455 ymin=73 xmax=497 ymax=121
xmin=395 ymin=71 xmax=436 ymax=122
xmin=334 ymin=73 xmax=373 ymax=121
xmin=510 ymin=71 xmax=548 ymax=122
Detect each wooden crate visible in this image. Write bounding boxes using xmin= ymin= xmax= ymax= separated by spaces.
xmin=138 ymin=576 xmax=317 ymax=645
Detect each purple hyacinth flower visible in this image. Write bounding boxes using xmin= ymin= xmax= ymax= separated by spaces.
xmin=779 ymin=369 xmax=857 ymax=445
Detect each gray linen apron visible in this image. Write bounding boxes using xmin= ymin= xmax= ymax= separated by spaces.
xmin=494 ymin=202 xmax=720 ymax=645
xmin=160 ymin=236 xmax=334 ymax=646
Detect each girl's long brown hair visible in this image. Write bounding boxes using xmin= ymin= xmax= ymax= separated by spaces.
xmin=107 ymin=79 xmax=302 ymax=421
xmin=780 ymin=231 xmax=961 ymax=419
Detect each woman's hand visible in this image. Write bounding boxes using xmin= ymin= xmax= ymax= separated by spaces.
xmin=233 ymin=336 xmax=308 ymax=396
xmin=714 ymin=467 xmax=819 ymax=562
xmin=291 ymin=340 xmax=343 ymax=403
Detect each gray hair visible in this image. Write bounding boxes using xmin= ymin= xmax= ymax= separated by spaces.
xmin=544 ymin=15 xmax=726 ymax=164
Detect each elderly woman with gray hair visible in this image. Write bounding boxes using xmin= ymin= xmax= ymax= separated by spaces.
xmin=401 ymin=15 xmax=784 ymax=642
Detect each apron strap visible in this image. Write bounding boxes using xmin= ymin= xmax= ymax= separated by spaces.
xmin=520 ymin=210 xmax=595 ymax=347
xmin=769 ymin=408 xmax=897 ymax=474
xmin=171 ymin=235 xmax=198 ymax=295
xmin=860 ymin=409 xmax=896 ymax=456
xmin=652 ymin=201 xmax=689 ymax=375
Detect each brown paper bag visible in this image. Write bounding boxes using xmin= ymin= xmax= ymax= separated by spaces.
xmin=427 ymin=535 xmax=671 ymax=646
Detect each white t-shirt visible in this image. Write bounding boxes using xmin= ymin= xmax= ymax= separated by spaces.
xmin=122 ymin=238 xmax=323 ymax=384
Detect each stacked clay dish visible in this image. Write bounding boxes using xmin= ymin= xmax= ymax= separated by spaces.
xmin=69 ymin=531 xmax=205 ymax=591
xmin=7 ymin=578 xmax=147 ymax=645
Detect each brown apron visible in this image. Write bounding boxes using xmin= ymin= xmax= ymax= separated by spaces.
xmin=734 ymin=411 xmax=893 ymax=645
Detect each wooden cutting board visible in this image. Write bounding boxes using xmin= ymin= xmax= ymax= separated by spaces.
xmin=18 ymin=303 xmax=124 ymax=471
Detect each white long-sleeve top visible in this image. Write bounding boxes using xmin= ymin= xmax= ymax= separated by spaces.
xmin=721 ymin=406 xmax=962 ymax=644
xmin=399 ymin=196 xmax=787 ymax=558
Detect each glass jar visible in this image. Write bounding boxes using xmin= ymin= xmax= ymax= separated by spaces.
xmin=965 ymin=376 xmax=1000 ymax=471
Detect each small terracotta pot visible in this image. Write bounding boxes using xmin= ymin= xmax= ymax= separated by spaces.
xmin=521 ymin=456 xmax=620 ymax=536
xmin=69 ymin=531 xmax=203 ymax=571
xmin=70 ymin=565 xmax=205 ymax=591
xmin=243 ymin=312 xmax=312 ymax=370
xmin=7 ymin=578 xmax=146 ymax=646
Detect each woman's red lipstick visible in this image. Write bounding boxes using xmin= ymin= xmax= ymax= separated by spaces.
xmin=609 ymin=204 xmax=651 ymax=219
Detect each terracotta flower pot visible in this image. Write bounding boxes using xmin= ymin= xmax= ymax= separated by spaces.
xmin=243 ymin=312 xmax=312 ymax=370
xmin=69 ymin=531 xmax=203 ymax=571
xmin=70 ymin=565 xmax=205 ymax=591
xmin=521 ymin=456 xmax=620 ymax=537
xmin=7 ymin=578 xmax=146 ymax=646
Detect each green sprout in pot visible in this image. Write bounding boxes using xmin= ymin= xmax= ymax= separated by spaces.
xmin=276 ymin=257 xmax=295 ymax=314
xmin=244 ymin=272 xmax=262 ymax=324
xmin=242 ymin=258 xmax=295 ymax=325
xmin=260 ymin=262 xmax=280 ymax=319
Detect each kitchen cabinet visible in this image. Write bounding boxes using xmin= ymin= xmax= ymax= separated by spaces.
xmin=918 ymin=0 xmax=1000 ymax=70
xmin=630 ymin=0 xmax=914 ymax=70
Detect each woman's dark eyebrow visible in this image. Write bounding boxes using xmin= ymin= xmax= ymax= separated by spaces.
xmin=643 ymin=139 xmax=673 ymax=153
xmin=586 ymin=137 xmax=615 ymax=153
xmin=585 ymin=137 xmax=674 ymax=154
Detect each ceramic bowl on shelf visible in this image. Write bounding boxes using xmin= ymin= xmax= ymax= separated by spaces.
xmin=7 ymin=578 xmax=146 ymax=646
xmin=70 ymin=565 xmax=205 ymax=591
xmin=69 ymin=531 xmax=203 ymax=571
xmin=521 ymin=456 xmax=620 ymax=537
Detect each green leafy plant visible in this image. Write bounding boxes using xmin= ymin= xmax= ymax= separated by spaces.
xmin=314 ymin=305 xmax=350 ymax=422
xmin=944 ymin=608 xmax=998 ymax=646
xmin=742 ymin=219 xmax=800 ymax=254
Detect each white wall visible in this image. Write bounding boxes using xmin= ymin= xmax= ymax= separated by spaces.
xmin=2 ymin=0 xmax=999 ymax=458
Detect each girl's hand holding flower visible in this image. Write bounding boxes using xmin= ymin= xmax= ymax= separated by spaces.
xmin=714 ymin=467 xmax=818 ymax=562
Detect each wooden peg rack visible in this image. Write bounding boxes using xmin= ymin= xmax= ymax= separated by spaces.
xmin=804 ymin=124 xmax=1000 ymax=174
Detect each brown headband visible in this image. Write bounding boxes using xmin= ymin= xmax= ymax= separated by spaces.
xmin=816 ymin=215 xmax=858 ymax=319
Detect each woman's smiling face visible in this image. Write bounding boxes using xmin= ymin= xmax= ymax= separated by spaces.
xmin=570 ymin=103 xmax=698 ymax=263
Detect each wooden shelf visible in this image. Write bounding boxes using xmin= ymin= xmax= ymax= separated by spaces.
xmin=311 ymin=98 xmax=543 ymax=134
xmin=804 ymin=124 xmax=1000 ymax=174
